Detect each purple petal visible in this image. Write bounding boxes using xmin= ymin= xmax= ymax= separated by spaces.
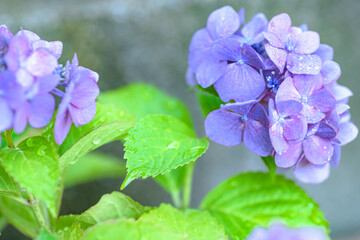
xmin=16 ymin=30 xmax=40 ymax=44
xmin=267 ymin=13 xmax=292 ymax=42
xmin=77 ymin=67 xmax=99 ymax=83
xmin=241 ymin=13 xmax=268 ymax=43
xmin=15 ymin=68 xmax=34 ymax=88
xmin=186 ymin=68 xmax=197 ymax=87
xmin=293 ymin=74 xmax=323 ymax=96
xmin=276 ymin=100 xmax=302 ymax=117
xmin=54 ymin=109 xmax=72 ymax=145
xmin=330 ymin=145 xmax=341 ymax=168
xmin=265 ymin=44 xmax=287 ymax=73
xmin=248 ymin=103 xmax=269 ymax=124
xmin=314 ymin=44 xmax=333 ymax=62
xmin=188 ymin=28 xmax=212 ymax=72
xmin=196 ymin=57 xmax=227 ymax=88
xmin=5 ymin=34 xmax=31 ymax=72
xmin=69 ymin=102 xmax=97 ymax=127
xmin=294 ymin=157 xmax=330 ymax=184
xmin=214 ymin=63 xmax=265 ymax=102
xmin=0 ymin=25 xmax=13 ymax=50
xmin=303 ymin=135 xmax=334 ymax=165
xmin=286 ymin=27 xmax=302 ymax=49
xmin=263 ymin=32 xmax=284 ymax=48
xmin=25 ymin=49 xmax=58 ymax=77
xmin=308 ymin=89 xmax=336 ymax=112
xmin=286 ymin=53 xmax=322 ymax=75
xmin=211 ymin=38 xmax=242 ymax=61
xmin=268 ymin=98 xmax=279 ymax=125
xmin=321 ymin=60 xmax=341 ymax=85
xmin=28 ymin=94 xmax=55 ymax=128
xmin=315 ymin=110 xmax=340 ymax=139
xmin=301 ymin=104 xmax=325 ymax=124
xmin=275 ymin=77 xmax=301 ymax=103
xmin=207 ymin=6 xmax=240 ymax=40
xmin=269 ymin=123 xmax=289 ymax=154
xmin=299 ymin=24 xmax=308 ymax=31
xmin=37 ymin=74 xmax=60 ymax=94
xmin=244 ymin=119 xmax=273 ymax=156
xmin=32 ymin=40 xmax=63 ymax=59
xmin=204 ymin=108 xmax=244 ymax=146
xmin=328 ymin=83 xmax=353 ymax=102
xmin=14 ymin=103 xmax=29 ymax=134
xmin=242 ymin=43 xmax=265 ymax=69
xmin=294 ymin=31 xmax=320 ymax=54
xmin=0 ymin=98 xmax=13 ymax=131
xmin=337 ymin=121 xmax=358 ymax=146
xmin=0 ymin=70 xmax=24 ymax=109
xmin=284 ymin=116 xmax=307 ymax=141
xmin=70 ymin=71 xmax=99 ymax=109
xmin=275 ymin=142 xmax=302 ymax=168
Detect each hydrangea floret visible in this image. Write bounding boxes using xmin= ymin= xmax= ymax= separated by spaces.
xmin=188 ymin=6 xmax=358 ymax=183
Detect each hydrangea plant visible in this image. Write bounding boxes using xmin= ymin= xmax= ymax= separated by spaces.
xmin=0 ymin=5 xmax=357 ymax=240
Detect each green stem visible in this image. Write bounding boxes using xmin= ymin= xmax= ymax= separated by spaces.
xmin=27 ymin=192 xmax=51 ymax=233
xmin=181 ymin=162 xmax=195 ymax=209
xmin=170 ymin=190 xmax=182 ymax=209
xmin=3 ymin=129 xmax=15 ymax=149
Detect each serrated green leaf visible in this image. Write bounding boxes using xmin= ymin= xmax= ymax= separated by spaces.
xmin=99 ymin=82 xmax=193 ymax=127
xmin=122 ymin=114 xmax=209 ymax=189
xmin=64 ymin=152 xmax=126 ymax=187
xmin=201 ymin=172 xmax=329 ymax=240
xmin=196 ymin=90 xmax=224 ymax=118
xmin=57 ymin=191 xmax=150 ymax=230
xmin=84 ymin=204 xmax=227 ymax=240
xmin=35 ymin=228 xmax=58 ymax=240
xmin=0 ymin=136 xmax=60 ymax=217
xmin=57 ymin=223 xmax=83 ymax=240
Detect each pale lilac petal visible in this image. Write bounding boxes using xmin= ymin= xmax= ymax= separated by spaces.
xmin=244 ymin=119 xmax=273 ymax=156
xmin=214 ymin=63 xmax=265 ymax=102
xmin=28 ymin=94 xmax=55 ymax=128
xmin=204 ymin=109 xmax=244 ymax=146
xmin=294 ymin=158 xmax=330 ymax=184
xmin=330 ymin=145 xmax=341 ymax=168
xmin=321 ymin=61 xmax=341 ymax=85
xmin=265 ymin=44 xmax=287 ymax=73
xmin=275 ymin=77 xmax=301 ymax=103
xmin=241 ymin=13 xmax=268 ymax=43
xmin=14 ymin=103 xmax=29 ymax=134
xmin=71 ymin=72 xmax=99 ymax=109
xmin=336 ymin=103 xmax=350 ymax=115
xmin=69 ymin=102 xmax=97 ymax=127
xmin=301 ymin=104 xmax=325 ymax=124
xmin=77 ymin=67 xmax=99 ymax=83
xmin=293 ymin=74 xmax=323 ymax=96
xmin=286 ymin=53 xmax=322 ymax=75
xmin=308 ymin=89 xmax=336 ymax=112
xmin=238 ymin=8 xmax=245 ymax=26
xmin=189 ymin=28 xmax=212 ymax=72
xmin=328 ymin=83 xmax=353 ymax=102
xmin=268 ymin=98 xmax=279 ymax=125
xmin=54 ymin=109 xmax=72 ymax=145
xmin=0 ymin=99 xmax=13 ymax=131
xmin=276 ymin=100 xmax=302 ymax=117
xmin=5 ymin=35 xmax=31 ymax=72
xmin=337 ymin=121 xmax=358 ymax=146
xmin=294 ymin=31 xmax=320 ymax=54
xmin=207 ymin=6 xmax=240 ymax=40
xmin=32 ymin=40 xmax=63 ymax=59
xmin=275 ymin=142 xmax=302 ymax=168
xmin=286 ymin=27 xmax=302 ymax=49
xmin=16 ymin=30 xmax=40 ymax=44
xmin=196 ymin=57 xmax=227 ymax=88
xmin=211 ymin=38 xmax=242 ymax=61
xmin=299 ymin=24 xmax=308 ymax=31
xmin=284 ymin=116 xmax=307 ymax=141
xmin=303 ymin=135 xmax=334 ymax=165
xmin=15 ymin=68 xmax=34 ymax=88
xmin=242 ymin=43 xmax=265 ymax=69
xmin=314 ymin=44 xmax=333 ymax=62
xmin=268 ymin=13 xmax=291 ymax=42
xmin=263 ymin=32 xmax=284 ymax=48
xmin=25 ymin=49 xmax=58 ymax=77
xmin=269 ymin=123 xmax=289 ymax=154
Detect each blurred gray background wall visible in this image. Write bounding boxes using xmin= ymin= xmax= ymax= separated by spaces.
xmin=0 ymin=0 xmax=359 ymax=239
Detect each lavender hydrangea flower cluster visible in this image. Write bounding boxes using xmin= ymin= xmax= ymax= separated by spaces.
xmin=188 ymin=6 xmax=358 ymax=183
xmin=0 ymin=25 xmax=99 ymax=145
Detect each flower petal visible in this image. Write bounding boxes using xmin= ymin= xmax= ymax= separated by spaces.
xmin=293 ymin=74 xmax=323 ymax=96
xmin=33 ymin=40 xmax=63 ymax=59
xmin=294 ymin=157 xmax=330 ymax=184
xmin=303 ymin=135 xmax=334 ymax=165
xmin=314 ymin=44 xmax=333 ymax=62
xmin=337 ymin=121 xmax=358 ymax=146
xmin=267 ymin=13 xmax=292 ymax=42
xmin=284 ymin=116 xmax=307 ymax=141
xmin=301 ymin=103 xmax=325 ymax=124
xmin=328 ymin=83 xmax=353 ymax=102
xmin=241 ymin=13 xmax=268 ymax=43
xmin=54 ymin=109 xmax=72 ymax=145
xmin=275 ymin=77 xmax=301 ymax=103
xmin=269 ymin=123 xmax=289 ymax=154
xmin=207 ymin=6 xmax=240 ymax=40
xmin=211 ymin=38 xmax=242 ymax=61
xmin=321 ymin=60 xmax=341 ymax=85
xmin=69 ymin=102 xmax=97 ymax=127
xmin=28 ymin=94 xmax=55 ymax=128
xmin=204 ymin=108 xmax=244 ymax=146
xmin=286 ymin=53 xmax=322 ymax=75
xmin=214 ymin=63 xmax=265 ymax=102
xmin=308 ymin=89 xmax=336 ymax=112
xmin=275 ymin=142 xmax=302 ymax=168
xmin=37 ymin=74 xmax=60 ymax=94
xmin=294 ymin=31 xmax=320 ymax=54
xmin=330 ymin=145 xmax=341 ymax=168
xmin=14 ymin=103 xmax=29 ymax=134
xmin=188 ymin=28 xmax=212 ymax=72
xmin=0 ymin=98 xmax=13 ymax=131
xmin=196 ymin=57 xmax=227 ymax=88
xmin=265 ymin=44 xmax=287 ymax=73
xmin=71 ymin=71 xmax=99 ymax=109
xmin=242 ymin=43 xmax=265 ymax=69
xmin=244 ymin=119 xmax=273 ymax=156
xmin=26 ymin=48 xmax=58 ymax=77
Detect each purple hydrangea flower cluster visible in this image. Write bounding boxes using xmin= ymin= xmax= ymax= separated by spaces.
xmin=188 ymin=6 xmax=358 ymax=183
xmin=0 ymin=25 xmax=99 ymax=145
xmin=246 ymin=222 xmax=328 ymax=240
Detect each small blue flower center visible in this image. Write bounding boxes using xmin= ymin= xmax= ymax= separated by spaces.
xmin=301 ymin=96 xmax=308 ymax=103
xmin=286 ymin=43 xmax=294 ymax=52
xmin=237 ymin=59 xmax=244 ymax=65
xmin=266 ymin=71 xmax=283 ymax=93
xmin=278 ymin=117 xmax=285 ymax=124
xmin=241 ymin=115 xmax=248 ymax=122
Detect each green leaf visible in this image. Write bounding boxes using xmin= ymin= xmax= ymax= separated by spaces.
xmin=57 ymin=223 xmax=83 ymax=240
xmin=84 ymin=204 xmax=227 ymax=240
xmin=35 ymin=228 xmax=58 ymax=240
xmin=201 ymin=172 xmax=328 ymax=240
xmin=196 ymin=90 xmax=223 ymax=118
xmin=64 ymin=152 xmax=126 ymax=187
xmin=0 ymin=136 xmax=60 ymax=217
xmin=57 ymin=191 xmax=150 ymax=230
xmin=0 ymin=213 xmax=7 ymax=232
xmin=99 ymin=82 xmax=192 ymax=127
xmin=122 ymin=114 xmax=209 ymax=189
